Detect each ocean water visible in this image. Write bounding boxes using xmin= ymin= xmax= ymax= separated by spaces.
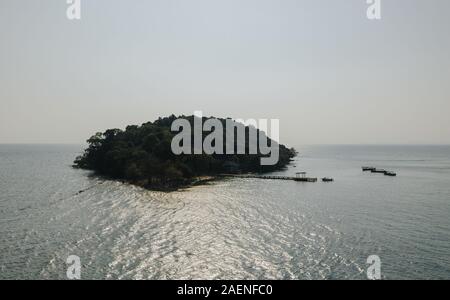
xmin=0 ymin=144 xmax=449 ymax=280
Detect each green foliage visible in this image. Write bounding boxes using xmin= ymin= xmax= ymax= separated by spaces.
xmin=74 ymin=115 xmax=296 ymax=190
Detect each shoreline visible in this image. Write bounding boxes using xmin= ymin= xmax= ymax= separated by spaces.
xmin=127 ymin=175 xmax=219 ymax=192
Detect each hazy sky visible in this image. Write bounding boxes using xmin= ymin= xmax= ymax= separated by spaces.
xmin=1 ymin=0 xmax=449 ymax=146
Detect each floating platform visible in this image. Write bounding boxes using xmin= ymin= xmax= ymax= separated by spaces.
xmin=362 ymin=167 xmax=397 ymax=177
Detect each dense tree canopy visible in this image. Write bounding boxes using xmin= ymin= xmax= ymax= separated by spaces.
xmin=74 ymin=115 xmax=296 ymax=190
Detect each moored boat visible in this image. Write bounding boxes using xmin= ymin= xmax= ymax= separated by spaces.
xmin=384 ymin=171 xmax=397 ymax=177
xmin=362 ymin=166 xmax=376 ymax=172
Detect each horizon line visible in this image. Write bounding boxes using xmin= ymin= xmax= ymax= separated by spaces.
xmin=1 ymin=143 xmax=450 ymax=147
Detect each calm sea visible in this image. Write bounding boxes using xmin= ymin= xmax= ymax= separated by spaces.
xmin=0 ymin=144 xmax=449 ymax=279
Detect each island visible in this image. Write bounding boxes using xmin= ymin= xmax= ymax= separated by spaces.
xmin=74 ymin=115 xmax=297 ymax=191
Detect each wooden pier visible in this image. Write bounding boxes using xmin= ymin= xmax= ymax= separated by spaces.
xmin=220 ymin=172 xmax=318 ymax=182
